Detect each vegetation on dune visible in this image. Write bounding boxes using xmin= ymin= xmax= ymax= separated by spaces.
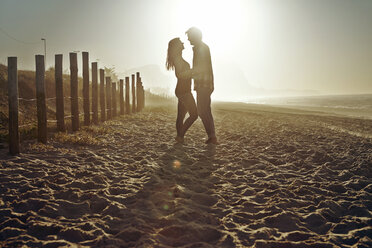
xmin=0 ymin=64 xmax=79 ymax=143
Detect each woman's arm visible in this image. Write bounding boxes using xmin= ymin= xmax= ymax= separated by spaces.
xmin=175 ymin=60 xmax=193 ymax=79
xmin=176 ymin=69 xmax=194 ymax=79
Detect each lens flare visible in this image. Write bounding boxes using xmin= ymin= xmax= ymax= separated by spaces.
xmin=173 ymin=160 xmax=181 ymax=169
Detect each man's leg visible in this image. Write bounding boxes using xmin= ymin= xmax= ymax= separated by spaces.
xmin=196 ymin=88 xmax=216 ymax=139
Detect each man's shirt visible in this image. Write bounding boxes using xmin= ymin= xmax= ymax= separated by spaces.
xmin=192 ymin=42 xmax=214 ymax=92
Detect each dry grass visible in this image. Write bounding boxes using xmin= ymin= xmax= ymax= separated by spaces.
xmin=51 ymin=124 xmax=115 ymax=146
xmin=53 ymin=131 xmax=98 ymax=147
xmin=53 ymin=132 xmax=99 ymax=146
xmin=25 ymin=142 xmax=57 ymax=152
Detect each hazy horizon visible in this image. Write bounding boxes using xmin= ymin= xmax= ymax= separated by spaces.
xmin=1 ymin=0 xmax=371 ymax=100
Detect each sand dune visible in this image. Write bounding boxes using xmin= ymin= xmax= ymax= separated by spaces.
xmin=0 ymin=104 xmax=371 ymax=247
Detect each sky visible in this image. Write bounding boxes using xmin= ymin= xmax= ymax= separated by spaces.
xmin=1 ymin=0 xmax=371 ymax=100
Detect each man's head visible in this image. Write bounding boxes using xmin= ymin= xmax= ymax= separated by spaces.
xmin=186 ymin=27 xmax=202 ymax=46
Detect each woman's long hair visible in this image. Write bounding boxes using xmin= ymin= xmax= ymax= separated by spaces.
xmin=166 ymin=38 xmax=181 ymax=71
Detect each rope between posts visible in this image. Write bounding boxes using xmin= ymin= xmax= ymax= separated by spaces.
xmin=19 ymin=97 xmax=97 ymax=101
xmin=19 ymin=97 xmax=57 ymax=101
xmin=18 ymin=98 xmax=36 ymax=102
xmin=17 ymin=109 xmax=120 ymax=128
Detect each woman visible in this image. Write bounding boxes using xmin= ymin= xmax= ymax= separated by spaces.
xmin=166 ymin=37 xmax=198 ymax=143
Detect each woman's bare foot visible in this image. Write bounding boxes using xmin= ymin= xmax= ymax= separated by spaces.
xmin=175 ymin=136 xmax=184 ymax=144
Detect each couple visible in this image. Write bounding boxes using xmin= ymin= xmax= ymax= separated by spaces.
xmin=166 ymin=27 xmax=218 ymax=145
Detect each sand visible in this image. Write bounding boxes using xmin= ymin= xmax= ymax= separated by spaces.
xmin=0 ymin=103 xmax=371 ymax=247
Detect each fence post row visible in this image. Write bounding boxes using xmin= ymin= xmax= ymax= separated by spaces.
xmin=106 ymin=77 xmax=112 ymax=120
xmin=8 ymin=57 xmax=19 ymax=155
xmin=82 ymin=52 xmax=90 ymax=126
xmin=35 ymin=55 xmax=47 ymax=144
xmin=100 ymin=69 xmax=106 ymax=122
xmin=92 ymin=62 xmax=98 ymax=124
xmin=6 ymin=54 xmax=146 ymax=154
xmin=120 ymin=79 xmax=124 ymax=115
xmin=55 ymin=54 xmax=65 ymax=132
xmin=125 ymin=77 xmax=130 ymax=114
xmin=70 ymin=52 xmax=79 ymax=132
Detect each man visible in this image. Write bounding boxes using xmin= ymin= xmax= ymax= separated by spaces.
xmin=186 ymin=27 xmax=218 ymax=145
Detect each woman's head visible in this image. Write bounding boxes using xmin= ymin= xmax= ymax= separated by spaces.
xmin=166 ymin=37 xmax=184 ymax=70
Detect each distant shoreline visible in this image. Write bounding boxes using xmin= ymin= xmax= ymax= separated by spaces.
xmin=221 ymin=94 xmax=372 ymax=120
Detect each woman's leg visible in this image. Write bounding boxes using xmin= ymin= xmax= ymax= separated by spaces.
xmin=181 ymin=93 xmax=198 ymax=137
xmin=176 ymin=98 xmax=187 ymax=137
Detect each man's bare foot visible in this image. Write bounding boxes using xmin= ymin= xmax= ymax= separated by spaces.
xmin=205 ymin=137 xmax=219 ymax=145
xmin=175 ymin=136 xmax=184 ymax=144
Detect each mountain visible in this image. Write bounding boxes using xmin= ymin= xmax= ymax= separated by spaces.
xmin=117 ymin=63 xmax=320 ymax=101
xmin=212 ymin=62 xmax=259 ymax=100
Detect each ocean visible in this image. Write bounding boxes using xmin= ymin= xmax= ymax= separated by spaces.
xmin=246 ymin=94 xmax=372 ymax=120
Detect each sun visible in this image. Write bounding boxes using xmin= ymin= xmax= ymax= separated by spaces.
xmin=175 ymin=0 xmax=243 ymax=55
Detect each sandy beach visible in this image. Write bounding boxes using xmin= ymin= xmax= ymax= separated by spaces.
xmin=0 ymin=103 xmax=371 ymax=247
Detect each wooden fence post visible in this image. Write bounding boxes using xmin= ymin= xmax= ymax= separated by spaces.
xmin=131 ymin=74 xmax=136 ymax=113
xmin=142 ymin=81 xmax=145 ymax=110
xmin=125 ymin=77 xmax=130 ymax=114
xmin=137 ymin=77 xmax=141 ymax=112
xmin=7 ymin=57 xmax=19 ymax=155
xmin=55 ymin=54 xmax=65 ymax=132
xmin=106 ymin=77 xmax=112 ymax=119
xmin=35 ymin=55 xmax=47 ymax=143
xmin=99 ymin=69 xmax=106 ymax=122
xmin=112 ymin=82 xmax=117 ymax=117
xmin=139 ymin=78 xmax=144 ymax=111
xmin=142 ymin=82 xmax=145 ymax=109
xmin=142 ymin=86 xmax=145 ymax=110
xmin=82 ymin=52 xmax=90 ymax=126
xmin=92 ymin=62 xmax=98 ymax=124
xmin=139 ymin=78 xmax=145 ymax=110
xmin=70 ymin=52 xmax=79 ymax=131
xmin=136 ymin=72 xmax=140 ymax=112
xmin=120 ymin=79 xmax=124 ymax=115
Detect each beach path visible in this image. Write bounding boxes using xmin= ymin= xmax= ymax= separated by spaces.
xmin=0 ymin=104 xmax=371 ymax=247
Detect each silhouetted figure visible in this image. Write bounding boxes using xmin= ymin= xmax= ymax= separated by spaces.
xmin=186 ymin=27 xmax=218 ymax=145
xmin=166 ymin=38 xmax=198 ymax=143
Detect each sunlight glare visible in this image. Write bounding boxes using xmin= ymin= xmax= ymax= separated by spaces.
xmin=176 ymin=0 xmax=243 ymax=55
